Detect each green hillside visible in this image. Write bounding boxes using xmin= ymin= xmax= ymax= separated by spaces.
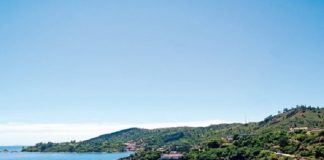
xmin=258 ymin=106 xmax=323 ymax=130
xmin=22 ymin=106 xmax=324 ymax=159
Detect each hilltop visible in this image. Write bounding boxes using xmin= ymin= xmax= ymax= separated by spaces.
xmin=22 ymin=106 xmax=324 ymax=159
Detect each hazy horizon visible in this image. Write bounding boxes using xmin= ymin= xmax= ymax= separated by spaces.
xmin=1 ymin=120 xmax=230 ymax=146
xmin=1 ymin=0 xmax=324 ymax=145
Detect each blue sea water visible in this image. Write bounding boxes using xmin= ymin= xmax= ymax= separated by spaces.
xmin=0 ymin=146 xmax=23 ymax=152
xmin=0 ymin=146 xmax=132 ymax=160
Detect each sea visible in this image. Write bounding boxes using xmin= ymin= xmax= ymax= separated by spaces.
xmin=0 ymin=146 xmax=132 ymax=160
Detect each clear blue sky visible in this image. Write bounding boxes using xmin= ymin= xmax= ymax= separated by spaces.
xmin=1 ymin=0 xmax=324 ymax=124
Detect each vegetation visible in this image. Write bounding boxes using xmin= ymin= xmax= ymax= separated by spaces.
xmin=23 ymin=106 xmax=324 ymax=159
xmin=184 ymin=130 xmax=324 ymax=160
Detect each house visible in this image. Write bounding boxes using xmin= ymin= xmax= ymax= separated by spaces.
xmin=160 ymin=151 xmax=184 ymax=160
xmin=308 ymin=128 xmax=324 ymax=132
xmin=157 ymin=147 xmax=166 ymax=152
xmin=124 ymin=141 xmax=137 ymax=151
xmin=289 ymin=127 xmax=308 ymax=133
xmin=226 ymin=136 xmax=234 ymax=142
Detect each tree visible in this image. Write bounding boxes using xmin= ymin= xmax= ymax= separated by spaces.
xmin=207 ymin=140 xmax=220 ymax=149
xmin=279 ymin=136 xmax=288 ymax=147
xmin=263 ymin=115 xmax=273 ymax=123
xmin=314 ymin=146 xmax=324 ymax=158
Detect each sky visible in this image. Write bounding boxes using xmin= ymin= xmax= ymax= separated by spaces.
xmin=0 ymin=0 xmax=324 ymax=145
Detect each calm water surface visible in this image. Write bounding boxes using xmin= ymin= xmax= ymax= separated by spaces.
xmin=0 ymin=146 xmax=132 ymax=160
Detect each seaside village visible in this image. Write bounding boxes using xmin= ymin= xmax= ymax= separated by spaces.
xmin=123 ymin=126 xmax=324 ymax=160
xmin=124 ymin=141 xmax=184 ymax=160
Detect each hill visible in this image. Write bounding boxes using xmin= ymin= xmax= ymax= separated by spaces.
xmin=22 ymin=106 xmax=324 ymax=159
